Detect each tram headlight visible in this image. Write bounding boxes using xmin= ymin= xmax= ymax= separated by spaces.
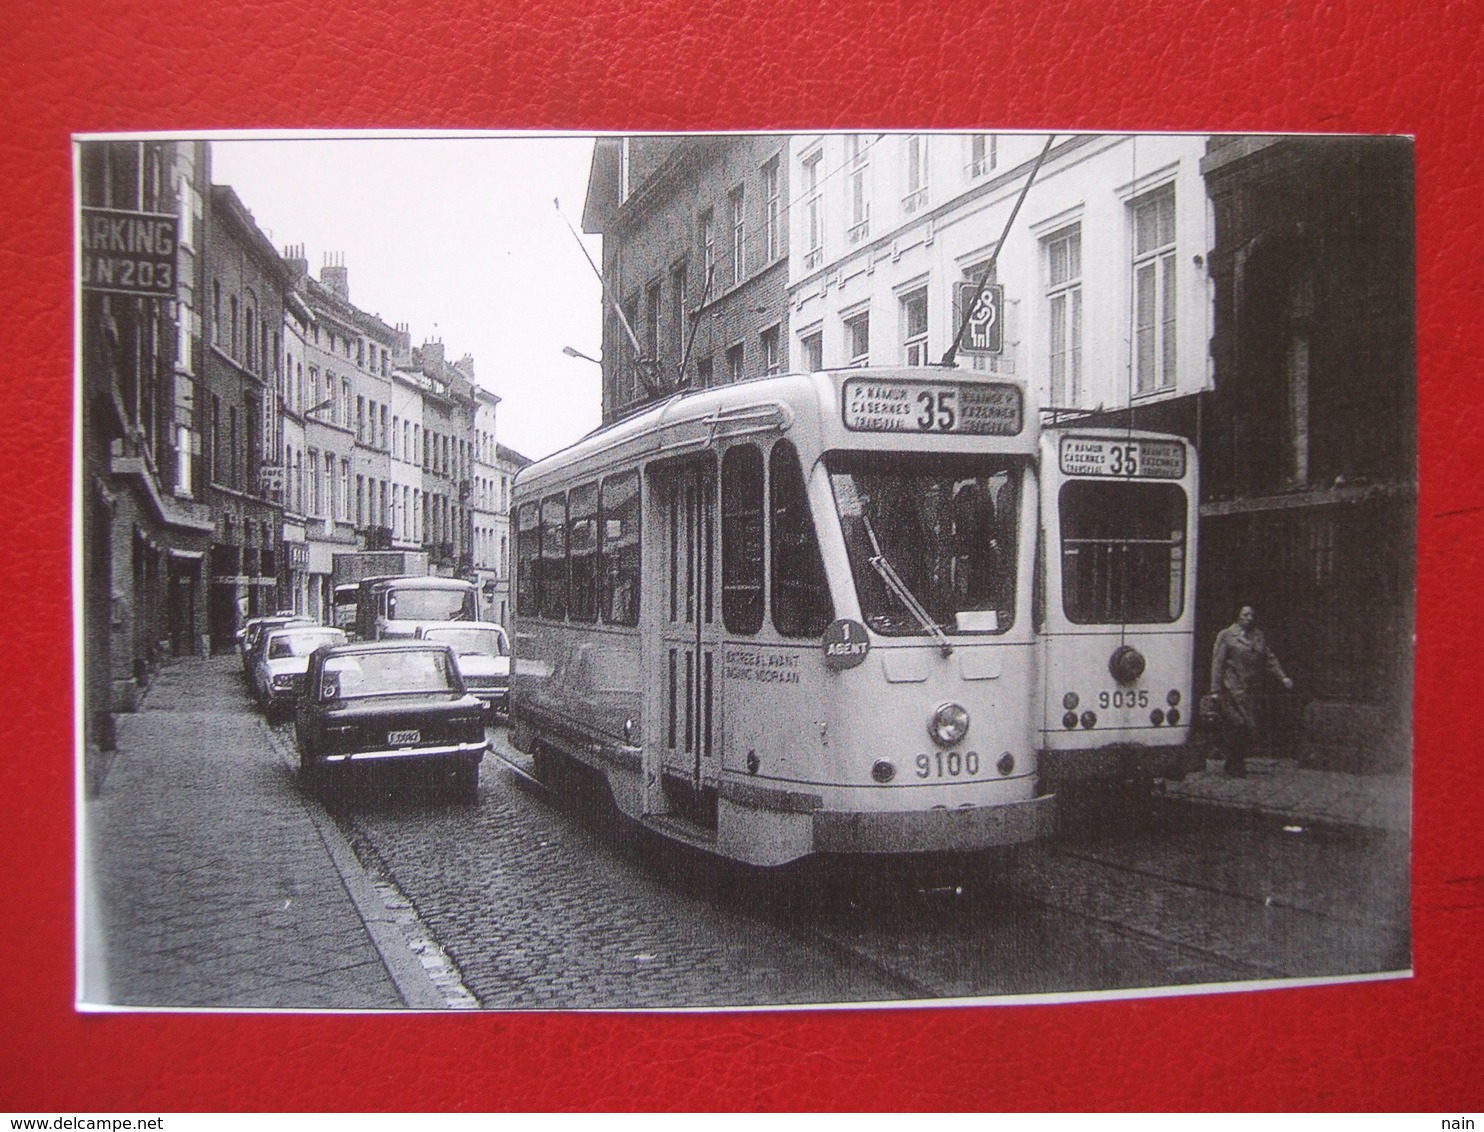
xmin=1151 ymin=708 xmax=1166 ymax=726
xmin=1062 ymin=692 xmax=1079 ymax=710
xmin=1167 ymin=708 xmax=1181 ymax=726
xmin=1080 ymin=710 xmax=1097 ymax=729
xmin=871 ymin=759 xmax=896 ymax=784
xmin=1167 ymin=689 xmax=1182 ymax=707
xmin=929 ymin=702 xmax=970 ymax=747
xmin=1062 ymin=711 xmax=1079 ymax=729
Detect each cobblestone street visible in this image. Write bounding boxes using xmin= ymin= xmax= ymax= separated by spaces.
xmin=84 ymin=654 xmax=1410 ymax=1012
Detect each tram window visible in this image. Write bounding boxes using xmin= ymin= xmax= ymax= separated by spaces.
xmin=827 ymin=452 xmax=1019 ymax=636
xmin=721 ymin=444 xmax=765 ymax=635
xmin=568 ymin=482 xmax=599 ymax=622
xmin=600 ymin=471 xmax=640 ymax=626
xmin=540 ymin=493 xmax=568 ymax=621
xmin=515 ymin=501 xmax=541 ymax=617
xmin=771 ymin=440 xmax=832 ymax=637
xmin=1058 ymin=481 xmax=1186 ymax=624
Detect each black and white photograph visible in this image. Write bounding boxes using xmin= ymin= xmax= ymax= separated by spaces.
xmin=77 ymin=131 xmax=1415 ymax=1012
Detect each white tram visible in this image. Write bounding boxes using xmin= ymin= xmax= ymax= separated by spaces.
xmin=1036 ymin=427 xmax=1201 ymax=789
xmin=508 ymin=368 xmax=1057 ymax=866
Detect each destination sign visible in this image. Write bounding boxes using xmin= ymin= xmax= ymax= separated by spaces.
xmin=80 ymin=207 xmax=178 ymax=298
xmin=1059 ymin=436 xmax=1186 ymax=479
xmin=842 ymin=378 xmax=1022 ymax=436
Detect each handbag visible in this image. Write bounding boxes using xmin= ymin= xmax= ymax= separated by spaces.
xmin=1198 ymin=693 xmax=1222 ymax=727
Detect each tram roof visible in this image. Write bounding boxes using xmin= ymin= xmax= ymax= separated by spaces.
xmin=516 ymin=367 xmax=1036 ymax=491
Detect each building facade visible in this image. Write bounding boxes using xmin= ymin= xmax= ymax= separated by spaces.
xmin=202 ymin=185 xmax=292 ymax=650
xmin=80 ymin=138 xmax=215 ymax=766
xmin=1199 ymin=135 xmax=1416 ymax=770
xmin=583 ymin=135 xmax=792 ymax=421
xmin=785 ymin=133 xmax=1212 ymax=414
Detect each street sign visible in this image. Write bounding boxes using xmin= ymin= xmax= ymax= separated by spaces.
xmin=955 ymin=280 xmax=1003 ymax=354
xmin=80 ymin=207 xmax=178 ymax=298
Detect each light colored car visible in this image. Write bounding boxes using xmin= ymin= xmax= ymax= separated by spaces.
xmin=416 ymin=623 xmax=511 ymax=717
xmin=252 ymin=625 xmax=347 ymax=716
xmin=239 ymin=614 xmax=315 ymax=674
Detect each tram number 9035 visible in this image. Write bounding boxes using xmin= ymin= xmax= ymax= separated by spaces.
xmin=1099 ymin=689 xmax=1149 ymax=709
xmin=916 ymin=750 xmax=981 ymax=779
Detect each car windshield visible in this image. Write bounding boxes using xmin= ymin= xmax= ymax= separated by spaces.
xmin=267 ymin=630 xmax=344 ymax=658
xmin=320 ymin=649 xmax=460 ymax=700
xmin=386 ymin=588 xmax=476 ymax=621
xmin=421 ymin=627 xmax=507 ymax=657
xmin=827 ymin=451 xmax=1021 ymax=636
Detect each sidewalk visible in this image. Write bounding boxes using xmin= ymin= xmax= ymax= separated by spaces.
xmin=1160 ymin=755 xmax=1411 ymax=835
xmin=82 ymin=654 xmax=413 ymax=1010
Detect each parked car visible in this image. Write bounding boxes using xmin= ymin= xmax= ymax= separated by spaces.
xmin=415 ymin=622 xmax=511 ymax=718
xmin=239 ymin=614 xmax=315 ymax=674
xmin=294 ymin=640 xmax=487 ymax=801
xmin=251 ymin=625 xmax=347 ymax=717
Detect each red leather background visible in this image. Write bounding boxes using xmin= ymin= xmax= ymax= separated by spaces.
xmin=2 ymin=0 xmax=1479 ymax=1112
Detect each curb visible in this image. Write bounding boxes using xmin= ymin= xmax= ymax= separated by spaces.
xmin=262 ymin=721 xmax=459 ymax=1010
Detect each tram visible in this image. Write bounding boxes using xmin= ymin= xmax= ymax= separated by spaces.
xmin=1036 ymin=426 xmax=1201 ymax=790
xmin=508 ymin=367 xmax=1057 ymax=866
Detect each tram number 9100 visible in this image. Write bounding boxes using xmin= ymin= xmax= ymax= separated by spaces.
xmin=916 ymin=750 xmax=981 ymax=779
xmin=1099 ymin=689 xmax=1149 ymax=709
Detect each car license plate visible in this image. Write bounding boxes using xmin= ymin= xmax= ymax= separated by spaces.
xmin=388 ymin=729 xmax=420 ymax=745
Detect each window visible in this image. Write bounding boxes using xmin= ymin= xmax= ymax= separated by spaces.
xmin=1046 ymin=225 xmax=1083 ymax=406
xmin=670 ymin=261 xmax=689 ymax=362
xmin=1132 ymin=187 xmax=1177 ymax=393
xmin=969 ymin=134 xmax=997 ymax=178
xmin=600 ymin=471 xmax=640 ymax=626
xmin=828 ymin=452 xmax=1020 ymax=636
xmin=696 ymin=355 xmax=713 ymax=389
xmin=802 ymin=150 xmax=824 ymax=269
xmin=901 ymin=287 xmax=928 ymax=366
xmin=699 ymin=209 xmax=715 ymax=286
xmin=727 ymin=343 xmax=745 ymax=384
xmin=1060 ymin=481 xmax=1187 ymax=623
xmin=308 ymin=447 xmax=321 ymax=515
xmin=721 ymin=445 xmax=764 ymax=635
xmin=848 ymin=135 xmax=871 ymax=244
xmin=760 ymin=326 xmax=780 ymax=375
xmin=762 ymin=156 xmax=781 ymax=262
xmin=904 ymin=135 xmax=928 ymax=213
xmin=539 ymin=494 xmax=568 ymax=620
xmin=568 ymin=483 xmax=599 ymax=622
xmin=801 ymin=330 xmax=823 ymax=372
xmin=771 ymin=440 xmax=832 ymax=637
xmin=845 ymin=311 xmax=870 ymax=367
xmin=645 ymin=279 xmax=662 ymax=363
xmin=729 ymin=185 xmax=745 ymax=287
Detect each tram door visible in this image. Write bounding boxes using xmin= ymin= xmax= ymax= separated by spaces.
xmin=652 ymin=459 xmax=722 ymax=828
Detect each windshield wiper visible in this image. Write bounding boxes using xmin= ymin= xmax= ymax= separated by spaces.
xmin=861 ymin=513 xmax=954 ymax=657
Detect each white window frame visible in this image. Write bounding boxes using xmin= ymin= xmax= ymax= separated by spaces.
xmin=900 ymin=287 xmax=928 ymax=366
xmin=1131 ymin=186 xmax=1177 ymax=394
xmin=700 ymin=209 xmax=715 ymax=285
xmin=847 ymin=135 xmax=871 ymax=244
xmin=762 ymin=156 xmax=781 ymax=263
xmin=844 ymin=309 xmax=870 ymax=368
xmin=729 ymin=185 xmax=745 ymax=287
xmin=903 ymin=135 xmax=928 ymax=214
xmin=968 ymin=134 xmax=997 ymax=179
xmin=802 ymin=149 xmax=824 ymax=270
xmin=760 ymin=325 xmax=781 ymax=375
xmin=1045 ymin=224 xmax=1083 ymax=406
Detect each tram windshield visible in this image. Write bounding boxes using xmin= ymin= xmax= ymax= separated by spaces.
xmin=827 ymin=453 xmax=1021 ymax=636
xmin=1058 ymin=481 xmax=1187 ymax=624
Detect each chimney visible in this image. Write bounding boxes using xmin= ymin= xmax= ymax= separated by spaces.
xmin=392 ymin=322 xmax=412 ymax=365
xmin=320 ymin=251 xmax=349 ymax=300
xmin=282 ymin=243 xmax=309 ymax=279
xmin=453 ymin=353 xmax=476 ymax=381
xmin=421 ymin=337 xmax=446 ymax=373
